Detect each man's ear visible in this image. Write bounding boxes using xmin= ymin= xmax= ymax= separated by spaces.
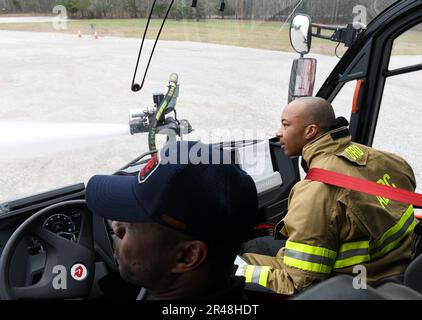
xmin=304 ymin=124 xmax=319 ymax=141
xmin=171 ymin=241 xmax=208 ymax=273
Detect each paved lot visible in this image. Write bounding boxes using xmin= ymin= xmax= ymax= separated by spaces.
xmin=0 ymin=30 xmax=421 ymax=201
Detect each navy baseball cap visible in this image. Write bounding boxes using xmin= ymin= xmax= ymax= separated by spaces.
xmin=86 ymin=141 xmax=259 ymax=243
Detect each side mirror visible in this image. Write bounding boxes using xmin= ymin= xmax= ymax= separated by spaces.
xmin=288 ymin=58 xmax=317 ymax=103
xmin=290 ymin=14 xmax=312 ymax=55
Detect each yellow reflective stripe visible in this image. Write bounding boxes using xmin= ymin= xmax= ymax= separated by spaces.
xmin=244 ymin=265 xmax=271 ymax=287
xmin=372 ymin=217 xmax=417 ymax=259
xmin=258 ymin=266 xmax=271 ymax=287
xmin=334 ymin=253 xmax=370 ymax=269
xmin=286 ymin=241 xmax=337 ymax=260
xmin=284 ymin=208 xmax=415 ymax=271
xmin=284 ymin=241 xmax=336 ymax=273
xmin=244 ymin=265 xmax=255 ymax=283
xmin=373 ymin=205 xmax=414 ymax=250
xmin=334 ymin=240 xmax=370 ymax=269
xmin=284 ymin=256 xmax=332 ymax=274
xmin=334 ymin=205 xmax=416 ymax=269
xmin=339 ymin=241 xmax=370 ymax=252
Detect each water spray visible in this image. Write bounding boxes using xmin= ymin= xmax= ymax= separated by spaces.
xmin=0 ymin=121 xmax=130 ymax=160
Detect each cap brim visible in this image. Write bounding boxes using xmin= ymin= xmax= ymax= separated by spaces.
xmin=85 ymin=175 xmax=152 ymax=222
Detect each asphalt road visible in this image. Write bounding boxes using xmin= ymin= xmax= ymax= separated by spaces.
xmin=1 ymin=30 xmax=421 ymax=202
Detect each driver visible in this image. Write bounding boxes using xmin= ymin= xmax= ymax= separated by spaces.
xmin=85 ymin=141 xmax=260 ymax=300
xmin=241 ymin=97 xmax=417 ymax=295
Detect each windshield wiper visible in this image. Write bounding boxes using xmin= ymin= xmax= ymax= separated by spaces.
xmin=131 ymin=0 xmax=175 ymax=92
xmin=130 ymin=0 xmax=227 ymax=93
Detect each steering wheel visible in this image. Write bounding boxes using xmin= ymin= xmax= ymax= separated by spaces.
xmin=0 ymin=200 xmax=95 ymax=300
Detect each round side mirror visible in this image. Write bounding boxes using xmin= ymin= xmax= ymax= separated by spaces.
xmin=290 ymin=14 xmax=312 ymax=55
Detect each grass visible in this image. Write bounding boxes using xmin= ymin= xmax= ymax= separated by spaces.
xmin=0 ymin=18 xmax=420 ymax=55
xmin=391 ymin=28 xmax=422 ymax=55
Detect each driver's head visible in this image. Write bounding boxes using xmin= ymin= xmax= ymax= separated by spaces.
xmin=276 ymin=97 xmax=335 ymax=156
xmin=85 ymin=141 xmax=259 ymax=298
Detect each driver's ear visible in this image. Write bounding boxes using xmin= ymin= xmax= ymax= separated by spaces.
xmin=171 ymin=240 xmax=207 ymax=273
xmin=304 ymin=124 xmax=319 ymax=140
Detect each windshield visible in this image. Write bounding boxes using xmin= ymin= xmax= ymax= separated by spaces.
xmin=0 ymin=0 xmax=401 ymax=203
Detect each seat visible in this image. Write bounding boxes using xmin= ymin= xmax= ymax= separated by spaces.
xmin=375 ymin=282 xmax=422 ymax=300
xmin=404 ymin=253 xmax=422 ymax=294
xmin=372 ymin=274 xmax=404 ymax=287
xmin=293 ymin=269 xmax=422 ymax=300
xmin=293 ymin=275 xmax=385 ymax=300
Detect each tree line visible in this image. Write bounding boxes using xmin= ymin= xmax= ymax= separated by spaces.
xmin=1 ymin=0 xmax=398 ymax=24
xmin=1 ymin=0 xmax=224 ymax=18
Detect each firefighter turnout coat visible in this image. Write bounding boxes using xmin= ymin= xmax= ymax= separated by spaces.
xmin=242 ymin=126 xmax=417 ymax=295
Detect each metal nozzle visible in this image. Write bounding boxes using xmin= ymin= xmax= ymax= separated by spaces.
xmin=169 ymin=73 xmax=178 ymax=84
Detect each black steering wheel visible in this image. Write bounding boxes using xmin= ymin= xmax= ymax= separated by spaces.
xmin=0 ymin=200 xmax=95 ymax=300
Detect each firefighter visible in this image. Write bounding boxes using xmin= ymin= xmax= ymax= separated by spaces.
xmin=86 ymin=141 xmax=261 ymax=300
xmin=241 ymin=97 xmax=418 ymax=295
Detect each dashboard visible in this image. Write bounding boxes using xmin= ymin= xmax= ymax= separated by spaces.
xmin=26 ymin=208 xmax=82 ymax=256
xmin=0 ymin=186 xmax=117 ymax=290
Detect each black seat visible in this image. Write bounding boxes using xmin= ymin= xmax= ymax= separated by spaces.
xmin=372 ymin=273 xmax=404 ymax=287
xmin=293 ymin=274 xmax=422 ymax=300
xmin=404 ymin=253 xmax=422 ymax=294
xmin=375 ymin=282 xmax=422 ymax=300
xmin=293 ymin=275 xmax=385 ymax=300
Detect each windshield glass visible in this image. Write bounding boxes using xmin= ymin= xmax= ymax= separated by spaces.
xmin=0 ymin=0 xmax=400 ymax=203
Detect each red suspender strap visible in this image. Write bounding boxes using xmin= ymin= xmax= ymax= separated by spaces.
xmin=305 ymin=168 xmax=422 ymax=209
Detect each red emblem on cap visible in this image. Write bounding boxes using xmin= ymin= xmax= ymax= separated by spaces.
xmin=138 ymin=153 xmax=160 ymax=183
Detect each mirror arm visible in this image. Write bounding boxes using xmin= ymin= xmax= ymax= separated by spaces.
xmin=311 ymin=23 xmax=364 ymax=48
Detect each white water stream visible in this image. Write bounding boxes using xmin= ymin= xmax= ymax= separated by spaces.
xmin=0 ymin=121 xmax=129 ymax=159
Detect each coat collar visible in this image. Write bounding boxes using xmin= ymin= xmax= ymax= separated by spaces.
xmin=302 ymin=126 xmax=367 ymax=167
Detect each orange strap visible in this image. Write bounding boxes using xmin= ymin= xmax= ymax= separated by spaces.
xmin=352 ymin=80 xmax=365 ymax=113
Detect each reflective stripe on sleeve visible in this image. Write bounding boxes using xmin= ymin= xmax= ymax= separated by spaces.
xmin=334 ymin=205 xmax=416 ymax=269
xmin=258 ymin=266 xmax=271 ymax=287
xmin=371 ymin=205 xmax=417 ymax=259
xmin=334 ymin=241 xmax=370 ymax=269
xmin=285 ymin=241 xmax=337 ymax=259
xmin=284 ymin=241 xmax=336 ymax=274
xmin=244 ymin=265 xmax=271 ymax=287
xmin=244 ymin=265 xmax=255 ymax=283
xmin=281 ymin=206 xmax=416 ymax=272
